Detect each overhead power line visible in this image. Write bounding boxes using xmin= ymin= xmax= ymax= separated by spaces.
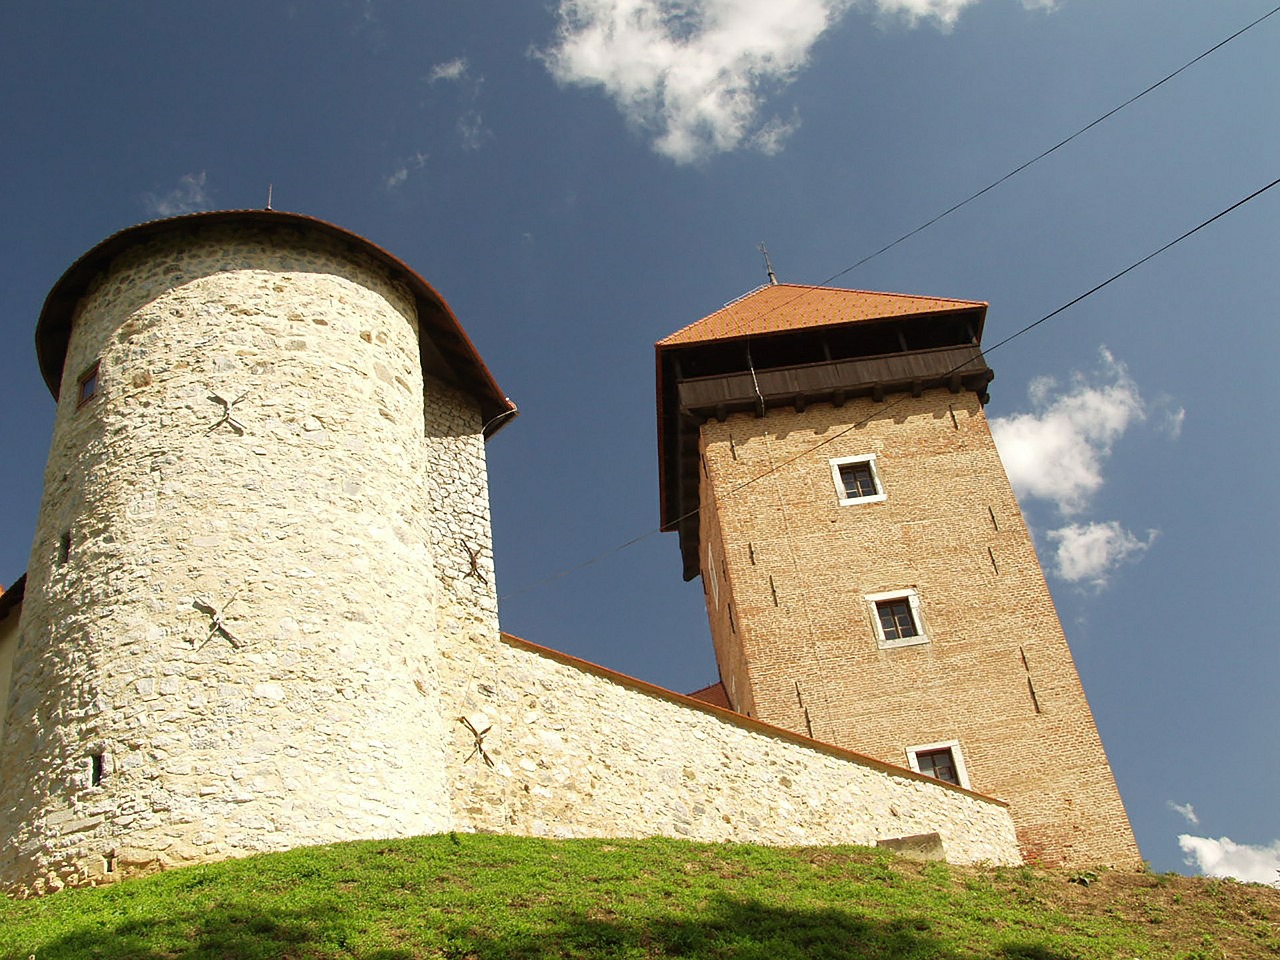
xmin=634 ymin=3 xmax=1280 ymax=401
xmin=499 ymin=173 xmax=1280 ymax=602
xmin=820 ymin=2 xmax=1280 ymax=287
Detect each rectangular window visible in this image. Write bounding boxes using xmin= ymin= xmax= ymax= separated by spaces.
xmin=90 ymin=753 xmax=105 ymax=786
xmin=76 ymin=361 xmax=101 ymax=408
xmin=830 ymin=454 xmax=886 ymax=505
xmin=866 ymin=589 xmax=928 ymax=648
xmin=906 ymin=741 xmax=970 ymax=789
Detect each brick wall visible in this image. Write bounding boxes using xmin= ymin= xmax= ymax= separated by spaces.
xmin=697 ymin=392 xmax=1140 ymax=867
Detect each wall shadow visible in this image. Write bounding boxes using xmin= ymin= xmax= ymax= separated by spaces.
xmin=23 ymin=890 xmax=1080 ymax=960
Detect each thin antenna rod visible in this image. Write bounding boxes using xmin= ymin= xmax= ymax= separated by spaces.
xmin=757 ymin=243 xmax=778 ymax=285
xmin=265 ymin=184 xmax=273 ymax=210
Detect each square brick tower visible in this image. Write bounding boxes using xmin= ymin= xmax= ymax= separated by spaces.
xmin=656 ymin=283 xmax=1139 ymax=867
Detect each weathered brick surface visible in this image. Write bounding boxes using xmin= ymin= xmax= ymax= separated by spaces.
xmin=697 ymin=393 xmax=1140 ymax=867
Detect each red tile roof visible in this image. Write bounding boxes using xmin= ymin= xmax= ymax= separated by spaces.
xmin=658 ymin=283 xmax=987 ymax=347
xmin=686 ymin=681 xmax=732 ymax=710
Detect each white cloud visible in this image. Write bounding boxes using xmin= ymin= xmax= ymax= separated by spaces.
xmin=428 ymin=56 xmax=470 ymax=84
xmin=989 ymin=348 xmax=1145 ymax=516
xmin=1159 ymin=404 xmax=1186 ymax=440
xmin=143 ymin=171 xmax=212 ymax=217
xmin=1047 ymin=521 xmax=1156 ymax=587
xmin=384 ymin=152 xmax=428 ymax=190
xmin=539 ymin=0 xmax=991 ymax=164
xmin=457 ymin=111 xmax=491 ymax=151
xmin=1168 ymin=801 xmax=1199 ymax=826
xmin=1180 ymin=835 xmax=1280 ymax=886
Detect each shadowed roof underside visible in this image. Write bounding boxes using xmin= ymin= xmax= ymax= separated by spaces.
xmin=656 ymin=283 xmax=991 ymax=579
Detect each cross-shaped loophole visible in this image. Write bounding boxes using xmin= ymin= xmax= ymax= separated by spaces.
xmin=193 ymin=590 xmax=243 ymax=649
xmin=208 ymin=391 xmax=249 ymax=435
xmin=462 ymin=542 xmax=488 ymax=585
xmin=457 ymin=716 xmax=494 ymax=768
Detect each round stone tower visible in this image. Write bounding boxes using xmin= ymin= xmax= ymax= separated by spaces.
xmin=0 ymin=211 xmax=514 ymax=894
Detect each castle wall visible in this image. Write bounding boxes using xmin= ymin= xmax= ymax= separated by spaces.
xmin=0 ymin=226 xmax=455 ymax=895
xmin=697 ymin=392 xmax=1139 ymax=866
xmin=0 ymin=600 xmax=18 ymax=765
xmin=444 ymin=633 xmax=1020 ymax=865
xmin=406 ymin=381 xmax=1021 ymax=866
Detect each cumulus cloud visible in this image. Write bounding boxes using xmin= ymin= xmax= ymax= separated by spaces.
xmin=457 ymin=111 xmax=491 ymax=151
xmin=1180 ymin=835 xmax=1280 ymax=886
xmin=428 ymin=56 xmax=470 ymax=84
xmin=1047 ymin=521 xmax=1157 ymax=587
xmin=1159 ymin=404 xmax=1186 ymax=440
xmin=539 ymin=0 xmax=996 ymax=163
xmin=385 ymin=152 xmax=428 ymax=190
xmin=143 ymin=171 xmax=212 ymax=217
xmin=1168 ymin=801 xmax=1199 ymax=826
xmin=989 ymin=348 xmax=1145 ymax=516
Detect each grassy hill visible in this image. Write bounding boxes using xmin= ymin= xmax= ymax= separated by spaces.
xmin=2 ymin=834 xmax=1277 ymax=959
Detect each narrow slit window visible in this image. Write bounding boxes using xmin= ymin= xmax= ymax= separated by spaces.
xmin=76 ymin=361 xmax=101 ymax=408
xmin=58 ymin=531 xmax=71 ymax=565
xmin=90 ymin=753 xmax=105 ymax=786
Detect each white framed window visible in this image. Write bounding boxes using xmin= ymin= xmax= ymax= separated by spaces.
xmin=866 ymin=588 xmax=927 ymax=649
xmin=830 ymin=454 xmax=886 ymax=505
xmin=906 ymin=740 xmax=970 ymax=789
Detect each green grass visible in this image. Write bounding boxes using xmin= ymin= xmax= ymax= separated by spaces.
xmin=2 ymin=834 xmax=1277 ymax=959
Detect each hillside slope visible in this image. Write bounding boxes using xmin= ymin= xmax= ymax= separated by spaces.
xmin=2 ymin=834 xmax=1277 ymax=959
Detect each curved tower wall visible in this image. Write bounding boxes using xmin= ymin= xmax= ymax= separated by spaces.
xmin=1 ymin=224 xmax=454 ymax=894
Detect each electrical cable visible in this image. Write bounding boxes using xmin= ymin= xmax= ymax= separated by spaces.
xmin=683 ymin=4 xmax=1280 ymax=341
xmin=498 ymin=173 xmax=1280 ymax=601
xmin=819 ymin=2 xmax=1280 ymax=287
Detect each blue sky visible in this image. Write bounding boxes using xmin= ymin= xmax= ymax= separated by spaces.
xmin=1 ymin=0 xmax=1277 ymax=879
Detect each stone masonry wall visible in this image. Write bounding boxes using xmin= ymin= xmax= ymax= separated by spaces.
xmin=697 ymin=392 xmax=1140 ymax=867
xmin=404 ymin=382 xmax=1020 ymax=869
xmin=0 ymin=225 xmax=455 ymax=895
xmin=0 ymin=603 xmax=16 ymax=764
xmin=2 ymin=217 xmax=1027 ymax=894
xmin=445 ymin=633 xmax=1021 ymax=865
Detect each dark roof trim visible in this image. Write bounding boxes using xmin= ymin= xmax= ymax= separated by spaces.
xmin=0 ymin=573 xmax=25 ymax=623
xmin=35 ymin=209 xmax=517 ymax=438
xmin=500 ymin=631 xmax=1008 ymax=807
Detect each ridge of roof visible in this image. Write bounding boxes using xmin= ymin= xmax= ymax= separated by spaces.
xmin=656 ymin=282 xmax=988 ymax=348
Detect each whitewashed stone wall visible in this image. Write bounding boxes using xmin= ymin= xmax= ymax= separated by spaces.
xmin=0 ymin=603 xmax=17 ymax=764
xmin=0 ymin=226 xmax=455 ymax=894
xmin=1 ymin=217 xmax=1020 ymax=896
xmin=420 ymin=381 xmax=1020 ymax=865
xmin=444 ymin=635 xmax=1020 ymax=865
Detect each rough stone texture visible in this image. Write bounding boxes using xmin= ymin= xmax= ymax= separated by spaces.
xmin=0 ymin=606 xmax=16 ymax=757
xmin=0 ymin=226 xmax=453 ymax=894
xmin=411 ymin=381 xmax=1020 ymax=868
xmin=0 ymin=218 xmax=1024 ymax=896
xmin=696 ymin=393 xmax=1140 ymax=867
xmin=444 ymin=634 xmax=1020 ymax=865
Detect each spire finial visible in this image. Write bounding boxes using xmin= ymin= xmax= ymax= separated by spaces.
xmin=758 ymin=243 xmax=778 ymax=285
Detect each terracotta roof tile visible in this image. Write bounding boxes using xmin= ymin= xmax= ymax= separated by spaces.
xmin=657 ymin=283 xmax=987 ymax=347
